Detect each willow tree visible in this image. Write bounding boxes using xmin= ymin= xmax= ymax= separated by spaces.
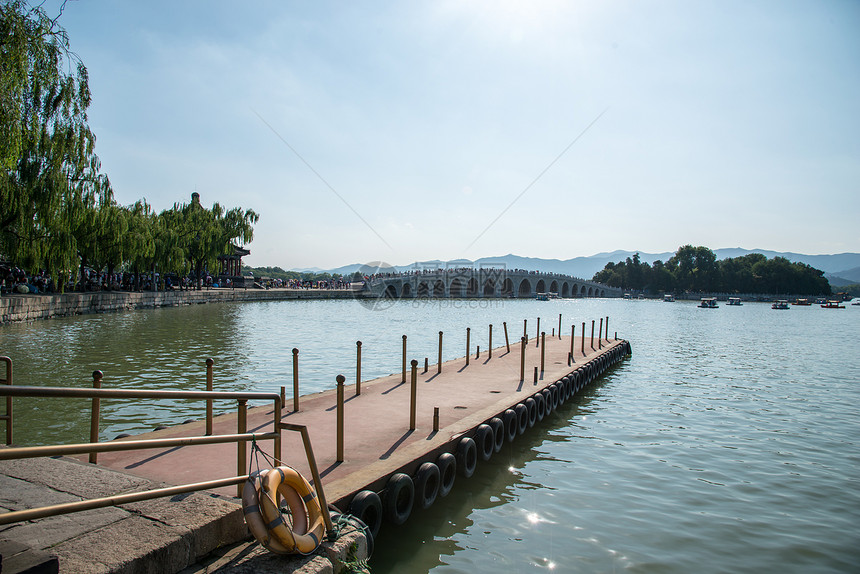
xmin=170 ymin=193 xmax=258 ymax=290
xmin=124 ymin=199 xmax=156 ymax=290
xmin=1 ymin=0 xmax=110 ymax=288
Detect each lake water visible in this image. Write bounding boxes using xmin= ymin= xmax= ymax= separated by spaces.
xmin=2 ymin=297 xmax=859 ymax=572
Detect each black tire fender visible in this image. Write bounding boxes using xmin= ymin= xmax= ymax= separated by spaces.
xmin=383 ymin=473 xmax=414 ymax=525
xmin=348 ymin=490 xmax=383 ymax=541
xmin=413 ymin=462 xmax=440 ymax=510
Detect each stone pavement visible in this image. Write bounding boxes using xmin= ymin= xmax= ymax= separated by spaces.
xmin=0 ymin=456 xmax=365 ymax=573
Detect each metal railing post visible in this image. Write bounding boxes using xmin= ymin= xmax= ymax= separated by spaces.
xmin=1 ymin=357 xmax=11 ymax=445
xmin=205 ymin=358 xmax=214 ymax=436
xmin=355 ymin=341 xmax=362 ymax=395
xmin=336 ymin=375 xmax=345 ymax=462
xmin=89 ymin=370 xmax=103 ymax=464
xmin=402 ymin=335 xmax=407 ymax=383
xmin=570 ymin=325 xmax=575 ymax=361
xmin=279 ymin=422 xmax=334 ymax=534
xmin=536 ymin=317 xmax=540 ymax=347
xmin=558 ymin=313 xmax=562 ymax=340
xmin=465 ymin=328 xmax=470 ymax=366
xmin=410 ymin=360 xmax=418 ymax=431
xmin=591 ymin=320 xmax=595 ymax=350
xmin=488 ymin=324 xmax=493 ymax=359
xmin=273 ymin=397 xmax=282 ymax=464
xmin=437 ymin=331 xmax=443 ymax=374
xmin=433 ymin=407 xmax=439 ymax=432
xmin=581 ymin=322 xmax=586 ymax=355
xmin=520 ymin=336 xmax=526 ymax=382
xmin=237 ymin=399 xmax=247 ymax=497
xmin=540 ymin=332 xmax=546 ymax=372
xmin=504 ymin=322 xmax=510 ymax=352
xmin=292 ymin=348 xmax=300 ymax=411
xmin=599 ymin=318 xmax=604 ymax=349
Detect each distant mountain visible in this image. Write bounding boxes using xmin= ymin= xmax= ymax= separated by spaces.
xmin=292 ymin=249 xmax=860 ymax=280
xmin=826 ymin=266 xmax=860 ymax=285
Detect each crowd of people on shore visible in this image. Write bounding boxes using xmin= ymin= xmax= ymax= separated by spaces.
xmin=0 ymin=264 xmax=356 ymax=295
xmin=254 ymin=276 xmax=352 ymax=290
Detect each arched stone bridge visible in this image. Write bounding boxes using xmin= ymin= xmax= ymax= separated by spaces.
xmin=362 ymin=269 xmax=622 ymax=299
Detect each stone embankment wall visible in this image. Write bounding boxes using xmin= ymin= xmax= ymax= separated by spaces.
xmin=0 ymin=288 xmax=357 ymax=324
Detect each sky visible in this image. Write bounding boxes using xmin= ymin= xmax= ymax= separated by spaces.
xmin=46 ymin=0 xmax=860 ymax=269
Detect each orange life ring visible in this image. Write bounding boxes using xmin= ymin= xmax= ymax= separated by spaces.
xmin=242 ymin=470 xmax=294 ymax=554
xmin=258 ymin=466 xmax=326 ymax=554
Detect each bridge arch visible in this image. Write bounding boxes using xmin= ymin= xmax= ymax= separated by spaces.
xmin=467 ymin=278 xmax=479 ymax=297
xmin=449 ymin=278 xmax=464 ymax=297
xmin=518 ymin=279 xmax=531 ymax=297
xmin=549 ymin=280 xmax=559 ymax=294
xmin=502 ymin=278 xmax=513 ymax=297
xmin=587 ymin=286 xmax=594 ymax=297
xmin=385 ymin=284 xmax=398 ymax=298
xmin=483 ymin=278 xmax=496 ymax=297
xmin=401 ymin=282 xmax=412 ymax=298
xmin=536 ymin=279 xmax=546 ymax=293
xmin=417 ymin=282 xmax=430 ymax=297
xmin=433 ymin=280 xmax=445 ymax=297
xmin=561 ymin=282 xmax=570 ymax=298
xmin=580 ymin=285 xmax=587 ymax=297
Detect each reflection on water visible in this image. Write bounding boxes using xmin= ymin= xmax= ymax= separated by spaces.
xmin=2 ymin=298 xmax=860 ymax=573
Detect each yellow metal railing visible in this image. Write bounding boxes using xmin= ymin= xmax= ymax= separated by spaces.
xmin=1 ymin=356 xmax=11 ymax=445
xmin=0 ymin=358 xmax=334 ymax=533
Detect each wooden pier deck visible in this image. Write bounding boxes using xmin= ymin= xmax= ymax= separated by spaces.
xmin=92 ymin=334 xmax=628 ymax=511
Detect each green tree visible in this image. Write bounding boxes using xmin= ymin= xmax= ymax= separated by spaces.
xmin=124 ymin=200 xmax=156 ymax=291
xmin=170 ymin=193 xmax=258 ymax=290
xmin=1 ymin=0 xmax=110 ymax=288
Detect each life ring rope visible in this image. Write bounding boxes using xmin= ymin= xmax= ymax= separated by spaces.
xmin=243 ymin=439 xmax=326 ymax=555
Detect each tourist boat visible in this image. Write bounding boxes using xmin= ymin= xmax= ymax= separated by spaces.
xmin=663 ymin=294 xmax=675 ymax=302
xmin=698 ymin=297 xmax=718 ymax=309
xmin=792 ymin=299 xmax=811 ymax=306
xmin=821 ymin=300 xmax=845 ymax=309
xmin=727 ymin=297 xmax=742 ymax=306
xmin=535 ymin=292 xmax=549 ymax=301
xmin=771 ymin=300 xmax=790 ymax=310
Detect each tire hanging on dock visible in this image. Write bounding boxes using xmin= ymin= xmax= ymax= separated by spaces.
xmin=542 ymin=388 xmax=553 ymax=415
xmin=489 ymin=417 xmax=505 ymax=453
xmin=525 ymin=397 xmax=537 ymax=427
xmin=534 ymin=392 xmax=546 ymax=420
xmin=347 ymin=490 xmax=383 ymax=541
xmin=413 ymin=462 xmax=441 ymax=510
xmin=383 ymin=473 xmax=414 ymax=525
xmin=436 ymin=452 xmax=456 ymax=497
xmin=515 ymin=403 xmax=528 ymax=435
xmin=457 ymin=437 xmax=478 ymax=478
xmin=475 ymin=424 xmax=495 ymax=461
xmin=503 ymin=409 xmax=518 ymax=442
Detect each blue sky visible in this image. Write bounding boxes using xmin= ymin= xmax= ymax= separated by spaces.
xmin=51 ymin=0 xmax=859 ymax=269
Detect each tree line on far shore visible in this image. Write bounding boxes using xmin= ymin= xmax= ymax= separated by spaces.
xmin=592 ymin=245 xmax=832 ymax=296
xmin=1 ymin=1 xmax=257 ymax=292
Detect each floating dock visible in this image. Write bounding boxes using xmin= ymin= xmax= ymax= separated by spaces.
xmin=93 ymin=332 xmax=630 ymax=531
xmin=1 ymin=329 xmax=630 ymax=572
